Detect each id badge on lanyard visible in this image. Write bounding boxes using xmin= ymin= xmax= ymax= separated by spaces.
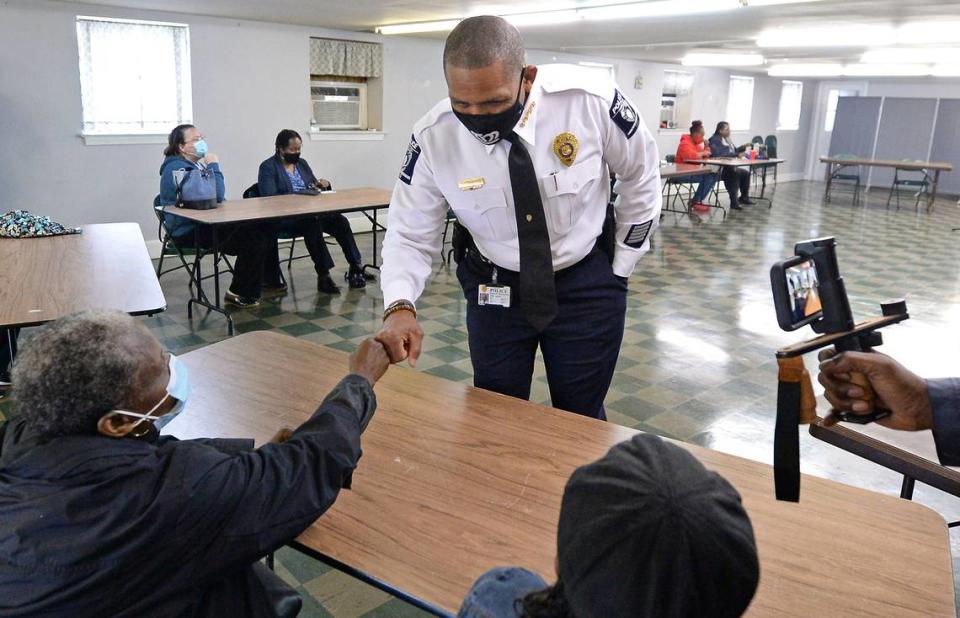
xmin=478 ymin=267 xmax=511 ymax=307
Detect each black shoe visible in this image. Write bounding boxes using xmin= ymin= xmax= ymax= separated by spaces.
xmin=346 ymin=265 xmax=367 ymax=289
xmin=730 ymin=203 xmax=743 ymax=210
xmin=318 ymin=275 xmax=341 ymax=295
xmin=362 ymin=270 xmax=377 ymax=281
xmin=224 ymin=290 xmax=261 ymax=307
xmin=261 ymin=281 xmax=288 ymax=296
xmin=740 ymin=197 xmax=756 ymax=205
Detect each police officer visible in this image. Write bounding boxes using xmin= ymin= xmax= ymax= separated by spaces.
xmin=377 ymin=16 xmax=661 ymax=419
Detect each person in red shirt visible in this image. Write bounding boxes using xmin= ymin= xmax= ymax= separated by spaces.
xmin=674 ymin=120 xmax=717 ymax=213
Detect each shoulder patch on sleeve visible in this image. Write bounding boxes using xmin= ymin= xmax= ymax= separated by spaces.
xmin=609 ymin=89 xmax=639 ymax=139
xmin=398 ymin=135 xmax=421 ymax=185
xmin=623 ymin=220 xmax=653 ymax=248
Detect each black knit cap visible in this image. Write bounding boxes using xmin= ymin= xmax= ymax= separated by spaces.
xmin=557 ymin=433 xmax=760 ymax=618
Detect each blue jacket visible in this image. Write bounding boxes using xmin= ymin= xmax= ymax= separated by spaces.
xmin=158 ymin=156 xmax=226 ymax=238
xmin=0 ymin=375 xmax=375 ymax=617
xmin=257 ymin=156 xmax=322 ymax=197
xmin=708 ymin=134 xmax=741 ymax=158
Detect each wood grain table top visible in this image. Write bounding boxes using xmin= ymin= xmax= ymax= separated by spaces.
xmin=819 ymin=156 xmax=954 ymax=172
xmin=659 ymin=163 xmax=717 ymax=179
xmin=162 ymin=187 xmax=392 ymax=225
xmin=171 ymin=332 xmax=955 ymax=617
xmin=0 ymin=222 xmax=165 ymax=328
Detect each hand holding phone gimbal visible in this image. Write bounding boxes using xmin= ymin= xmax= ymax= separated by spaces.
xmin=770 ymin=237 xmax=909 ymax=501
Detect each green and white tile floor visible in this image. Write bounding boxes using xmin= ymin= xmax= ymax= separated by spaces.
xmin=5 ymin=180 xmax=960 ymax=615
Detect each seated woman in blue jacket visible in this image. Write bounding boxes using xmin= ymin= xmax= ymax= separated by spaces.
xmin=258 ymin=130 xmax=372 ymax=292
xmin=159 ymin=124 xmax=269 ymax=307
xmin=707 ymin=121 xmax=755 ymax=211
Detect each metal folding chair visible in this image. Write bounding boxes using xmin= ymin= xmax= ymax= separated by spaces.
xmin=886 ymin=163 xmax=931 ymax=212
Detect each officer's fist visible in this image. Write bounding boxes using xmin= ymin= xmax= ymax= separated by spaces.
xmin=376 ymin=308 xmax=423 ymax=367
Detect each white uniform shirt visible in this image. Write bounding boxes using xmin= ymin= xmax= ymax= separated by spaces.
xmin=380 ymin=64 xmax=662 ymax=308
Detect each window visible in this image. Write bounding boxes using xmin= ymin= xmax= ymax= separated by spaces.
xmin=660 ymin=70 xmax=694 ymax=130
xmin=824 ymin=89 xmax=841 ymax=132
xmin=777 ymin=81 xmax=803 ymax=131
xmin=725 ymin=75 xmax=755 ymax=132
xmin=309 ymin=38 xmax=382 ymax=135
xmin=76 ymin=16 xmax=192 ymax=136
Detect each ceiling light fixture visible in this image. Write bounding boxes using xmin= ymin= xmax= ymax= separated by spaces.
xmin=842 ymin=63 xmax=932 ymax=77
xmin=767 ymin=63 xmax=843 ymax=77
xmin=376 ymin=0 xmax=825 ymax=35
xmin=898 ymin=21 xmax=960 ymax=45
xmin=931 ymin=64 xmax=960 ymax=77
xmin=757 ymin=24 xmax=896 ymax=48
xmin=767 ymin=62 xmax=953 ymax=77
xmin=376 ymin=19 xmax=461 ymax=35
xmin=862 ymin=48 xmax=960 ymax=64
xmin=682 ymin=52 xmax=765 ymax=67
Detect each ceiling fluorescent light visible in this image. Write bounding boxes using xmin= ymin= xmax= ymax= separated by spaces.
xmin=768 ymin=63 xmax=843 ymax=77
xmin=862 ymin=48 xmax=960 ymax=64
xmin=682 ymin=53 xmax=764 ymax=67
xmin=578 ymin=61 xmax=614 ymax=68
xmin=744 ymin=0 xmax=827 ymax=4
xmin=504 ymin=10 xmax=579 ymax=27
xmin=376 ymin=0 xmax=831 ymax=35
xmin=842 ymin=63 xmax=931 ymax=77
xmin=898 ymin=21 xmax=960 ymax=45
xmin=757 ymin=24 xmax=895 ymax=48
xmin=581 ymin=0 xmax=740 ymax=20
xmin=931 ymin=64 xmax=960 ymax=77
xmin=376 ymin=19 xmax=460 ymax=35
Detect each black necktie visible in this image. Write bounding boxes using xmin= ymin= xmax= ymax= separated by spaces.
xmin=504 ymin=131 xmax=558 ymax=332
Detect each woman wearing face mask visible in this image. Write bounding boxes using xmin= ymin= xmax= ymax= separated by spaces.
xmin=257 ymin=129 xmax=373 ymax=293
xmin=674 ymin=120 xmax=717 ymax=213
xmin=707 ymin=121 xmax=754 ymax=210
xmin=0 ymin=310 xmax=391 ymax=617
xmin=158 ymin=124 xmax=270 ymax=307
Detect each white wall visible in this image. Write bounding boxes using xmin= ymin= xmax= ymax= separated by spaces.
xmin=0 ymin=0 xmax=814 ymax=243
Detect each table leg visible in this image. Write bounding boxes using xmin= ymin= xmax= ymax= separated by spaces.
xmin=373 ymin=209 xmax=379 ymax=267
xmin=928 ymin=170 xmax=941 ymax=212
xmin=824 ymin=162 xmax=833 ymax=201
xmin=212 ymin=225 xmax=222 ymax=310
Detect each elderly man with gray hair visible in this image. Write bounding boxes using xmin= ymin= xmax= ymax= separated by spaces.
xmin=0 ymin=310 xmax=390 ymax=617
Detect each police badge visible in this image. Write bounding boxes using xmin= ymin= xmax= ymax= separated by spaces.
xmin=552 ymin=132 xmax=579 ymax=167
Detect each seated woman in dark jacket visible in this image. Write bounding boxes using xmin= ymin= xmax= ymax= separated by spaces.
xmin=707 ymin=121 xmax=754 ymax=210
xmin=159 ymin=124 xmax=269 ymax=307
xmin=0 ymin=310 xmax=390 ymax=617
xmin=258 ymin=130 xmax=372 ymax=292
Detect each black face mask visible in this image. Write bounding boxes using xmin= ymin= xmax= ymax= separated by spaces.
xmin=453 ymin=71 xmax=527 ymax=145
xmin=281 ymin=152 xmax=301 ymax=165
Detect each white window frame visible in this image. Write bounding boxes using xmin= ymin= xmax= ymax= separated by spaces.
xmin=725 ymin=75 xmax=755 ymax=132
xmin=777 ymin=80 xmax=804 ymax=131
xmin=76 ymin=16 xmax=192 ymax=146
xmin=310 ymin=79 xmax=368 ymax=131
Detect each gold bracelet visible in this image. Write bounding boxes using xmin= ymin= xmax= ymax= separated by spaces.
xmin=383 ymin=300 xmax=416 ymax=321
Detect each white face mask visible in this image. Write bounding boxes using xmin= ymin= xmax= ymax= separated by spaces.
xmin=108 ymin=354 xmax=191 ymax=432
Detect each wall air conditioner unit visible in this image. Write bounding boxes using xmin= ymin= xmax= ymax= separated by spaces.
xmin=311 ymin=80 xmax=367 ymax=130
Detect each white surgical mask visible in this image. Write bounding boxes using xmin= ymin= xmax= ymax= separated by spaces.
xmin=110 ymin=354 xmax=191 ymax=432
